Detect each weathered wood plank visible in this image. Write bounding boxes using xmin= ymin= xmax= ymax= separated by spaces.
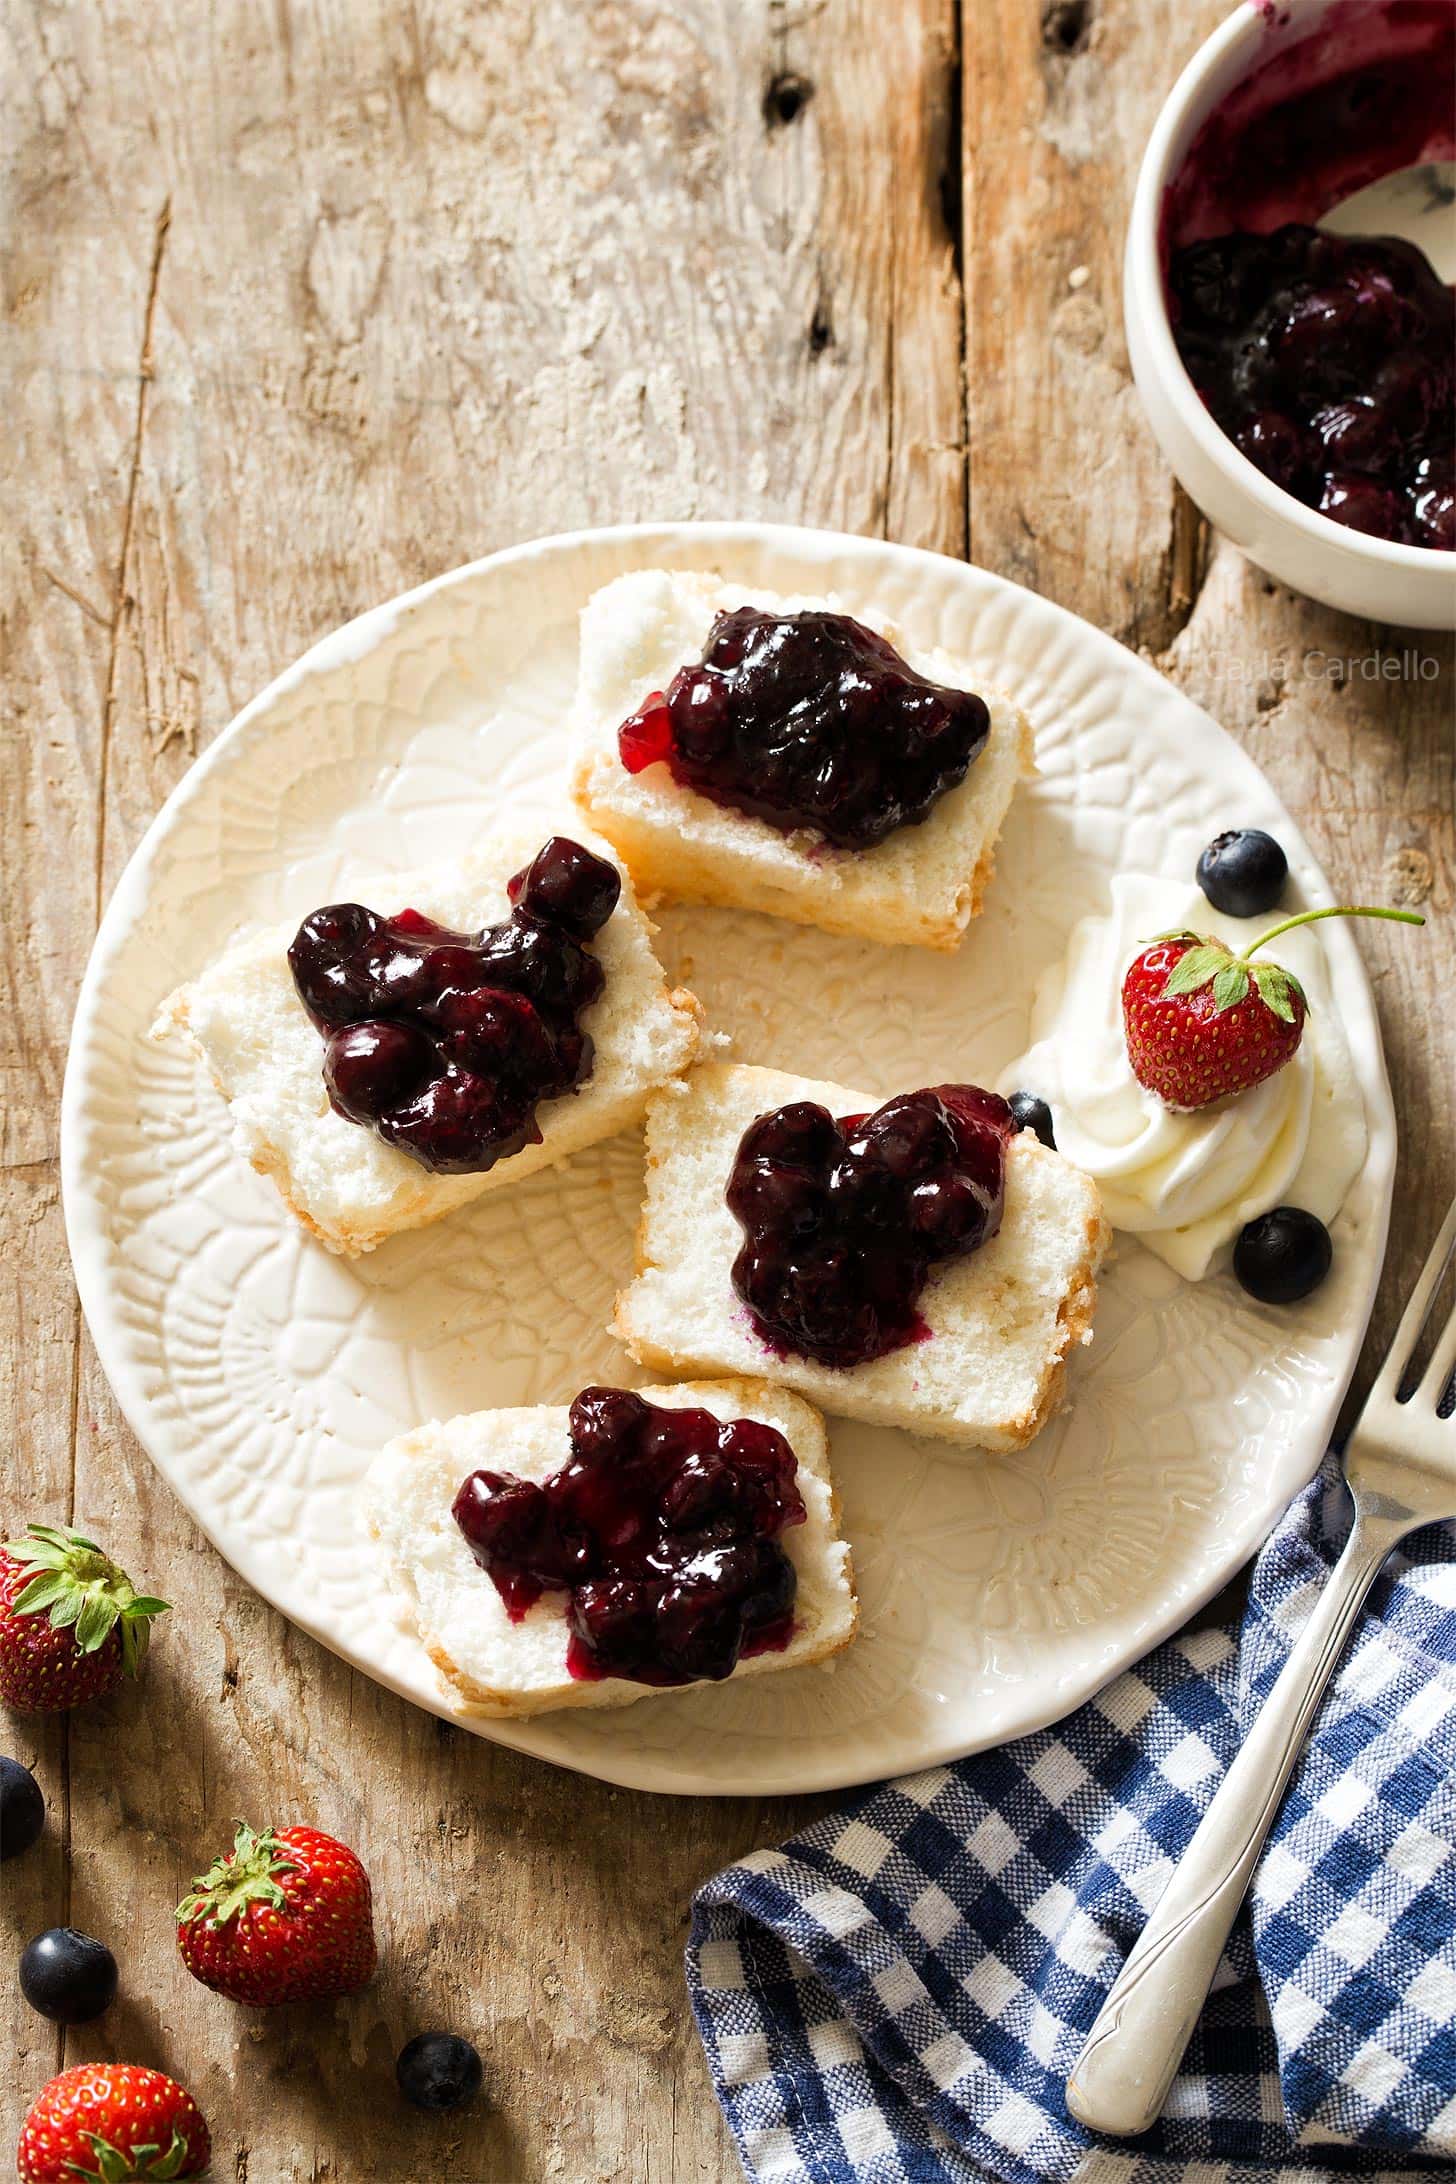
xmin=5 ymin=3 xmax=1451 ymax=2178
xmin=5 ymin=3 xmax=964 ymax=2177
xmin=963 ymin=0 xmax=1228 ymax=647
xmin=3 ymin=0 xmax=157 ymax=2110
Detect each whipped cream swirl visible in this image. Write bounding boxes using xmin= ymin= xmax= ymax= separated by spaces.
xmin=1000 ymin=874 xmax=1367 ymax=1280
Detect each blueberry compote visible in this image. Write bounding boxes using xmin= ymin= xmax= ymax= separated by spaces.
xmin=1170 ymin=224 xmax=1454 ymax=547
xmin=450 ymin=1387 xmax=806 ymax=1685
xmin=727 ymin=1087 xmax=1014 ymax=1369
xmin=617 ymin=607 xmax=991 ymax=850
xmin=287 ymin=837 xmax=621 ymax=1173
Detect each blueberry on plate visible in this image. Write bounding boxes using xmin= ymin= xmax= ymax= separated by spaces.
xmin=396 ymin=2031 xmax=485 ymax=2113
xmin=1233 ymin=1207 xmax=1332 ymax=1304
xmin=19 ymin=1927 xmax=118 ymax=2024
xmin=1007 ymin=1091 xmax=1056 ymax=1150
xmin=1 ymin=1757 xmax=46 ymax=1862
xmin=1196 ymin=830 xmax=1288 ymax=918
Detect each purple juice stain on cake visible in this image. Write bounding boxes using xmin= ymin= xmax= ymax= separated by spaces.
xmin=1162 ymin=0 xmax=1455 ymax=549
xmin=450 ymin=1387 xmax=806 ymax=1685
xmin=725 ymin=1087 xmax=1014 ymax=1369
xmin=617 ymin=605 xmax=991 ymax=850
xmin=287 ymin=837 xmax=620 ymax=1173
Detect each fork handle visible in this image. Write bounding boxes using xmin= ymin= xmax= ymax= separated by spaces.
xmin=1065 ymin=1505 xmax=1404 ymax=2139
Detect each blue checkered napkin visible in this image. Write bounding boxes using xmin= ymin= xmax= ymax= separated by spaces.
xmin=688 ymin=1458 xmax=1456 ymax=2184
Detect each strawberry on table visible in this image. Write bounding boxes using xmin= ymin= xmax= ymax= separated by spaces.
xmin=177 ymin=1822 xmax=376 ymax=2006
xmin=0 ymin=1525 xmax=169 ymax=1714
xmin=17 ymin=2061 xmax=210 ymax=2182
xmin=1122 ymin=903 xmax=1423 ymax=1112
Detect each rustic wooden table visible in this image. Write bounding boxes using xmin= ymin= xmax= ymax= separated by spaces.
xmin=5 ymin=2 xmax=1452 ymax=2177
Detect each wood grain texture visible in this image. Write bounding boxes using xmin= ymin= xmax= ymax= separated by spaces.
xmin=2 ymin=2 xmax=1451 ymax=2179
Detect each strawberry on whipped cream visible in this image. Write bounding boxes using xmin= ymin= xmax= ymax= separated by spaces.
xmin=999 ymin=873 xmax=1369 ymax=1280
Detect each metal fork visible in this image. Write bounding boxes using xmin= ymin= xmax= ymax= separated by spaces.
xmin=1066 ymin=1197 xmax=1456 ymax=2138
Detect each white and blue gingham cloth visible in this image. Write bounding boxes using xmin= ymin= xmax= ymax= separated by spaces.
xmin=688 ymin=1459 xmax=1456 ymax=2183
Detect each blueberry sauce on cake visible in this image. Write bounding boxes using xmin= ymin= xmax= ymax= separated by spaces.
xmin=726 ymin=1087 xmax=1014 ymax=1368
xmin=450 ymin=1387 xmax=806 ymax=1685
xmin=1169 ymin=225 xmax=1454 ymax=546
xmin=617 ymin=606 xmax=991 ymax=850
xmin=287 ymin=837 xmax=620 ymax=1174
xmin=1161 ymin=0 xmax=1456 ymax=549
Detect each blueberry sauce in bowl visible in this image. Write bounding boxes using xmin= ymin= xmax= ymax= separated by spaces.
xmin=617 ymin=605 xmax=991 ymax=850
xmin=287 ymin=836 xmax=620 ymax=1173
xmin=1169 ymin=223 xmax=1454 ymax=546
xmin=451 ymin=1387 xmax=806 ymax=1685
xmin=1160 ymin=0 xmax=1456 ymax=551
xmin=726 ymin=1086 xmax=1014 ymax=1369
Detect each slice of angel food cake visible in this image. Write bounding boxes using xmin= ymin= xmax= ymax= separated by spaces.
xmin=571 ymin=569 xmax=1033 ymax=950
xmin=155 ymin=829 xmax=701 ymax=1256
xmin=615 ymin=1062 xmax=1109 ymax=1452
xmin=366 ymin=1380 xmax=856 ymax=1716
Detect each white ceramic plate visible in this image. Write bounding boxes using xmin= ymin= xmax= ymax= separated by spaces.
xmin=62 ymin=523 xmax=1394 ymax=1797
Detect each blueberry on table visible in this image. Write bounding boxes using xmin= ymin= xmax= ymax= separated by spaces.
xmin=1234 ymin=1207 xmax=1332 ymax=1304
xmin=1 ymin=1755 xmax=45 ymax=1860
xmin=396 ymin=2031 xmax=485 ymax=2112
xmin=1195 ymin=830 xmax=1287 ymax=918
xmin=19 ymin=1927 xmax=118 ymax=2023
xmin=1007 ymin=1091 xmax=1056 ymax=1149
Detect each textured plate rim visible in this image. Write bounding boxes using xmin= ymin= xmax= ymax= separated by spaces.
xmin=60 ymin=520 xmax=1396 ymax=1797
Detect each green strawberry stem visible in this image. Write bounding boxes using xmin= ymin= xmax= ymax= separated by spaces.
xmin=77 ymin=2126 xmax=193 ymax=2182
xmin=3 ymin=1523 xmax=168 ymax=1675
xmin=1153 ymin=902 xmax=1425 ymax=1023
xmin=177 ymin=1821 xmax=299 ymax=1926
xmin=1239 ymin=904 xmax=1425 ymax=963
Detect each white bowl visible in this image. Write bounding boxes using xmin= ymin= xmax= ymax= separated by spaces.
xmin=1125 ymin=0 xmax=1456 ymax=630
